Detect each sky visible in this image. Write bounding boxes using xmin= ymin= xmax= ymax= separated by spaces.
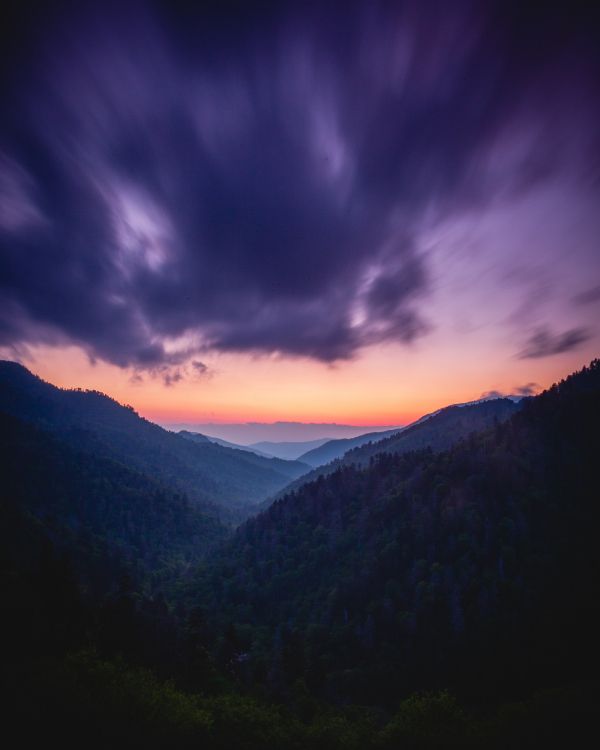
xmin=1 ymin=0 xmax=599 ymax=430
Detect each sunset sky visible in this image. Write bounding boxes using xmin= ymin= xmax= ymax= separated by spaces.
xmin=1 ymin=0 xmax=598 ymax=430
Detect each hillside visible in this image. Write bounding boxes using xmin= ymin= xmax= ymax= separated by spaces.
xmin=0 ymin=361 xmax=308 ymax=518
xmin=191 ymin=361 xmax=600 ymax=707
xmin=178 ymin=430 xmax=309 ymax=477
xmin=0 ymin=410 xmax=226 ymax=587
xmin=180 ymin=431 xmax=274 ymax=458
xmin=277 ymin=398 xmax=521 ymax=500
xmin=3 ymin=360 xmax=598 ymax=748
xmin=297 ymin=427 xmax=405 ymax=467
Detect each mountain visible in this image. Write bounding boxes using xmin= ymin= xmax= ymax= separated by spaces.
xmin=0 ymin=410 xmax=225 ymax=585
xmin=297 ymin=397 xmax=521 ymax=468
xmin=297 ymin=426 xmax=405 ymax=466
xmin=278 ymin=398 xmax=521 ymax=499
xmin=179 ymin=430 xmax=274 ymax=457
xmin=4 ymin=360 xmax=598 ymax=748
xmin=179 ymin=432 xmax=333 ymax=461
xmin=336 ymin=397 xmax=521 ymax=466
xmin=248 ymin=438 xmax=333 ymax=460
xmin=191 ymin=361 xmax=600 ymax=707
xmin=163 ymin=420 xmax=398 ymax=444
xmin=0 ymin=361 xmax=308 ymax=519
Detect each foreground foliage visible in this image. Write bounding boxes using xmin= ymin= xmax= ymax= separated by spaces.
xmin=11 ymin=652 xmax=596 ymax=749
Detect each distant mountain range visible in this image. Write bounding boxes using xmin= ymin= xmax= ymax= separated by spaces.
xmin=162 ymin=420 xmax=399 ymax=445
xmin=178 ymin=432 xmax=331 ymax=461
xmin=247 ymin=438 xmax=333 ymax=460
xmin=297 ymin=426 xmax=407 ymax=466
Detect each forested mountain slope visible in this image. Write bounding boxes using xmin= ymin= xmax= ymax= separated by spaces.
xmin=178 ymin=429 xmax=309 ymax=476
xmin=0 ymin=411 xmax=227 ymax=586
xmin=192 ymin=362 xmax=600 ymax=707
xmin=0 ymin=361 xmax=307 ymax=518
xmin=277 ymin=398 xmax=521 ymax=501
xmin=297 ymin=426 xmax=405 ymax=467
xmin=180 ymin=431 xmax=274 ymax=457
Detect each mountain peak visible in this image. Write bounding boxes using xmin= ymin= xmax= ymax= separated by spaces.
xmin=0 ymin=359 xmax=38 ymax=381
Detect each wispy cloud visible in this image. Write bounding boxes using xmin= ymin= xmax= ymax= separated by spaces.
xmin=513 ymin=382 xmax=541 ymax=396
xmin=517 ymin=327 xmax=590 ymax=359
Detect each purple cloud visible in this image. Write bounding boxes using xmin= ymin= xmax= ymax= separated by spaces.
xmin=514 ymin=382 xmax=541 ymax=397
xmin=518 ymin=327 xmax=591 ymax=359
xmin=480 ymin=390 xmax=505 ymax=399
xmin=0 ymin=1 xmax=598 ymax=369
xmin=574 ymin=286 xmax=600 ymax=306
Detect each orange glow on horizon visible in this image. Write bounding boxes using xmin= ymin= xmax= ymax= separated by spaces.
xmin=6 ymin=334 xmax=597 ymax=430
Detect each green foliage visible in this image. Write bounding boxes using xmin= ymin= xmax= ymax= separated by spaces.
xmin=10 ymin=652 xmax=596 ymax=749
xmin=11 ymin=651 xmax=304 ymax=749
xmin=379 ymin=692 xmax=467 ymax=748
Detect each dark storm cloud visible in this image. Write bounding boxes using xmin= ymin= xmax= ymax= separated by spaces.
xmin=517 ymin=327 xmax=591 ymax=360
xmin=0 ymin=0 xmax=598 ymax=369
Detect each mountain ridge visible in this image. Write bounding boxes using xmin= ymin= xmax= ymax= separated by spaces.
xmin=272 ymin=397 xmax=522 ymax=503
xmin=248 ymin=437 xmax=333 ymax=460
xmin=0 ymin=360 xmax=308 ymax=520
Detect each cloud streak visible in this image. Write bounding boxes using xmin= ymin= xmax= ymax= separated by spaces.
xmin=514 ymin=382 xmax=541 ymax=397
xmin=518 ymin=327 xmax=591 ymax=359
xmin=0 ymin=0 xmax=598 ymax=372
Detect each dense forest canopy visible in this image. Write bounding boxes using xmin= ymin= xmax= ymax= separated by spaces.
xmin=2 ymin=360 xmax=599 ymax=747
